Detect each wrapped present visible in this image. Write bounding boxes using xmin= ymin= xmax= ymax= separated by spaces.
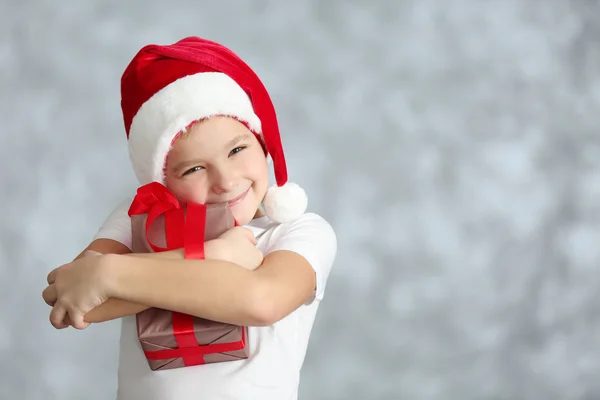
xmin=128 ymin=182 xmax=249 ymax=371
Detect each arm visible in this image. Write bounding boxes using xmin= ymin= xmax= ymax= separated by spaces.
xmin=104 ymin=214 xmax=337 ymax=326
xmin=105 ymin=249 xmax=315 ymax=326
xmin=75 ymin=238 xmax=131 ymax=260
xmin=77 ymin=239 xmax=150 ymax=323
xmin=82 ymin=239 xmax=241 ymax=323
xmin=75 ymin=197 xmax=149 ymax=323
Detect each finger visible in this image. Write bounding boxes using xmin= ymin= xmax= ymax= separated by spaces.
xmin=241 ymin=228 xmax=257 ymax=245
xmin=68 ymin=310 xmax=90 ymax=330
xmin=49 ymin=304 xmax=68 ymax=329
xmin=47 ymin=268 xmax=58 ymax=285
xmin=58 ymin=314 xmax=74 ymax=330
xmin=42 ymin=285 xmax=57 ymax=306
xmin=55 ymin=319 xmax=69 ymax=329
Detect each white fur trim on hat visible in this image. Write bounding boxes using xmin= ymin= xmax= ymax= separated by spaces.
xmin=263 ymin=182 xmax=308 ymax=223
xmin=128 ymin=72 xmax=262 ymax=185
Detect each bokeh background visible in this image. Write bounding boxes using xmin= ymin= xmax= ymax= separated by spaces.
xmin=2 ymin=1 xmax=600 ymax=399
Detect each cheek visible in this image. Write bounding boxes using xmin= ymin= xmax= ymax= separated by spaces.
xmin=248 ymin=161 xmax=269 ymax=206
xmin=167 ymin=177 xmax=209 ymax=204
xmin=243 ymin=150 xmax=269 ymax=182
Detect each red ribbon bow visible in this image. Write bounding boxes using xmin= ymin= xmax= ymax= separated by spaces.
xmin=128 ymin=182 xmax=206 ymax=259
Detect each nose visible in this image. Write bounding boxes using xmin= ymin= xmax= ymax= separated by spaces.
xmin=210 ymin=165 xmax=238 ymax=194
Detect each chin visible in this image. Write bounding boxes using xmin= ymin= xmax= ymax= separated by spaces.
xmin=232 ymin=211 xmax=254 ymax=226
xmin=228 ymin=200 xmax=253 ymax=225
xmin=237 ymin=186 xmax=265 ymax=222
xmin=226 ymin=183 xmax=266 ymax=225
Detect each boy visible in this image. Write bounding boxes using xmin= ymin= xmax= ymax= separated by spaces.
xmin=43 ymin=37 xmax=337 ymax=400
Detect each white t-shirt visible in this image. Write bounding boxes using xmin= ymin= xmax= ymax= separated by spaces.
xmin=93 ymin=198 xmax=337 ymax=400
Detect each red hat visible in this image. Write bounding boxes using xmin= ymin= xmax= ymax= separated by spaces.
xmin=120 ymin=37 xmax=307 ymax=223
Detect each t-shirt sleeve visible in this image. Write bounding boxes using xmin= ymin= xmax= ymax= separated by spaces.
xmin=267 ymin=213 xmax=337 ymax=305
xmin=93 ymin=197 xmax=133 ymax=250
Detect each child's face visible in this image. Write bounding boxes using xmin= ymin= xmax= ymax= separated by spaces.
xmin=164 ymin=116 xmax=269 ymax=225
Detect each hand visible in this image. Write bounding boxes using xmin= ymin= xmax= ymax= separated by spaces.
xmin=42 ymin=253 xmax=112 ymax=330
xmin=207 ymin=227 xmax=264 ymax=271
xmin=44 ymin=250 xmax=105 ymax=329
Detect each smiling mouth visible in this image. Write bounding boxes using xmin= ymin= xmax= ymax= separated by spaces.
xmin=227 ymin=188 xmax=249 ymax=206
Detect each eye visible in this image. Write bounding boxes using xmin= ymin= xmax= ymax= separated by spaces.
xmin=229 ymin=146 xmax=245 ymax=157
xmin=182 ymin=166 xmax=203 ymax=176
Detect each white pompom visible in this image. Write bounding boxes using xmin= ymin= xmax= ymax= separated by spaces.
xmin=263 ymin=182 xmax=308 ymax=223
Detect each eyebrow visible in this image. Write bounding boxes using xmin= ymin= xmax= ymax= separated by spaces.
xmin=225 ymin=134 xmax=251 ymax=150
xmin=171 ymin=134 xmax=252 ymax=172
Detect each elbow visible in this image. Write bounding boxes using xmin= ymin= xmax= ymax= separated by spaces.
xmin=244 ymin=281 xmax=281 ymax=327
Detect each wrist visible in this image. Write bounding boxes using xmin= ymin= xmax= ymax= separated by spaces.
xmin=100 ymin=253 xmax=123 ymax=298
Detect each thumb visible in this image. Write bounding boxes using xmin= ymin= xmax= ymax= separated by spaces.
xmin=69 ymin=310 xmax=91 ymax=330
xmin=243 ymin=228 xmax=257 ymax=245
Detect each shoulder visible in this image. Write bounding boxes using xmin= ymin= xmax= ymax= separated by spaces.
xmin=272 ymin=213 xmax=336 ymax=245
xmin=265 ymin=212 xmax=337 ymax=265
xmin=93 ymin=197 xmax=134 ymax=249
xmin=264 ymin=213 xmax=337 ymax=304
xmin=283 ymin=212 xmax=335 ymax=234
xmin=105 ymin=197 xmax=134 ymax=218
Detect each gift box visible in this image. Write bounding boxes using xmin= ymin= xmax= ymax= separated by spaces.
xmin=128 ymin=182 xmax=250 ymax=371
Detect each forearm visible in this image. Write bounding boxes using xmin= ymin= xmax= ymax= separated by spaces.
xmin=83 ymin=244 xmax=187 ymax=323
xmin=104 ymin=252 xmax=270 ymax=326
xmin=84 ymin=299 xmax=148 ymax=322
xmin=75 ymin=238 xmax=131 ymax=260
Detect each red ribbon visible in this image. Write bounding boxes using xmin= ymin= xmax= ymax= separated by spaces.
xmin=183 ymin=201 xmax=206 ymax=259
xmin=129 ymin=182 xmax=224 ymax=366
xmin=143 ymin=327 xmax=247 ymax=362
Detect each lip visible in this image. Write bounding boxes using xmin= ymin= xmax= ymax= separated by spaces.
xmin=227 ymin=188 xmax=249 ymax=206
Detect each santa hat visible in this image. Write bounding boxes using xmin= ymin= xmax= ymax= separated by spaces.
xmin=120 ymin=37 xmax=307 ymax=223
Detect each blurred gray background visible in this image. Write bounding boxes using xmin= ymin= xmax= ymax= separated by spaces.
xmin=1 ymin=0 xmax=600 ymax=399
